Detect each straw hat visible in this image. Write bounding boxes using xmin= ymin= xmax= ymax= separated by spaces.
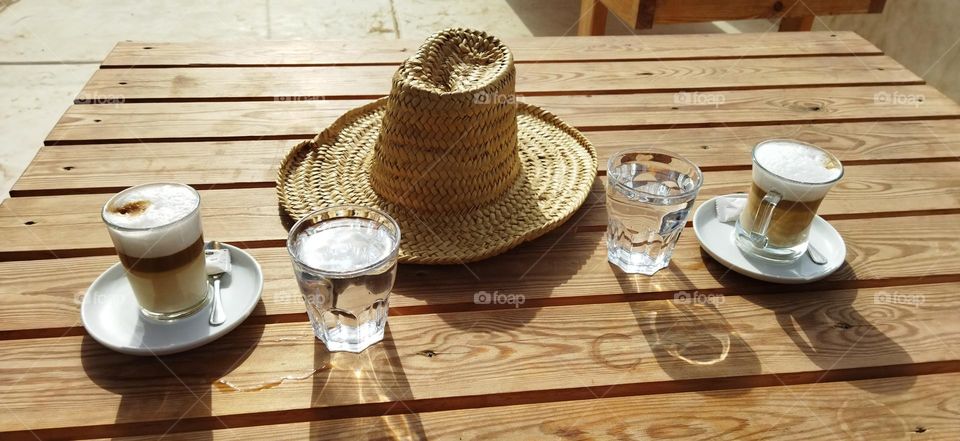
xmin=277 ymin=28 xmax=597 ymax=264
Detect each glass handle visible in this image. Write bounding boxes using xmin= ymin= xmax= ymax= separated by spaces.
xmin=752 ymin=190 xmax=782 ymax=248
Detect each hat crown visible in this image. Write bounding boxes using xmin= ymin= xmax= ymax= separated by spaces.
xmin=370 ymin=28 xmax=521 ymax=213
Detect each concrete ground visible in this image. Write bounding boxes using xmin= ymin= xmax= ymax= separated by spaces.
xmin=0 ymin=0 xmax=957 ymax=203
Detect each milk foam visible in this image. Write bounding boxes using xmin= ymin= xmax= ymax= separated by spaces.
xmin=753 ymin=141 xmax=842 ymax=202
xmin=103 ymin=184 xmax=202 ymax=258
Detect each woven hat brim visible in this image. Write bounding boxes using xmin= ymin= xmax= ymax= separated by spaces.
xmin=277 ymin=98 xmax=598 ymax=264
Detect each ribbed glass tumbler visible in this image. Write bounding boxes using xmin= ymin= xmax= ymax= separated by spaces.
xmin=606 ymin=149 xmax=703 ymax=275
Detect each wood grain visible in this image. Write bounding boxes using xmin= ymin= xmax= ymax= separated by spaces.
xmin=779 ymin=15 xmax=816 ymax=32
xmin=100 ymin=32 xmax=880 ymax=67
xmin=13 ymin=139 xmax=291 ymax=196
xmin=14 ymin=120 xmax=960 ymax=196
xmin=578 ymin=0 xmax=609 ymax=36
xmin=105 ymin=373 xmax=960 ymax=441
xmin=1 ymin=214 xmax=958 ymax=334
xmin=1 ymin=282 xmax=957 ymax=435
xmin=525 ymin=85 xmax=960 ymax=131
xmin=601 ymin=0 xmax=644 ymax=28
xmin=78 ymin=56 xmax=920 ymax=103
xmin=4 ymin=161 xmax=959 ymax=258
xmin=647 ymin=0 xmax=880 ymax=23
xmin=45 ymin=85 xmax=960 ymax=145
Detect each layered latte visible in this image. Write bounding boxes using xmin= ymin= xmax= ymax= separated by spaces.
xmin=102 ymin=183 xmax=208 ymax=319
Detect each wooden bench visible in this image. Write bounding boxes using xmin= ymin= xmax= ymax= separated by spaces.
xmin=579 ymin=0 xmax=887 ymax=35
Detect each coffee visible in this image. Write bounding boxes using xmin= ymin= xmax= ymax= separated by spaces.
xmin=741 ymin=183 xmax=825 ymax=247
xmin=736 ymin=140 xmax=842 ymax=260
xmin=102 ymin=183 xmax=208 ymax=319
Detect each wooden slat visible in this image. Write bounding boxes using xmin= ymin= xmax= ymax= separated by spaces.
xmin=578 ymin=0 xmax=609 ymax=35
xmin=14 ymin=120 xmax=960 ymax=196
xmin=1 ymin=282 xmax=957 ymax=435
xmin=3 ymin=161 xmax=959 ymax=259
xmin=45 ymin=85 xmax=960 ymax=145
xmin=13 ymin=140 xmax=291 ymax=196
xmin=79 ymin=56 xmax=920 ymax=102
xmin=100 ymin=32 xmax=880 ymax=67
xmin=526 ymin=85 xmax=959 ymax=131
xmin=46 ymin=99 xmax=361 ymax=145
xmin=2 ymin=213 xmax=958 ymax=335
xmin=107 ymin=373 xmax=960 ymax=441
xmin=648 ymin=0 xmax=880 ymax=23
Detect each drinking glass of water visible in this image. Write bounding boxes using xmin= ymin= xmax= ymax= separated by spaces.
xmin=287 ymin=205 xmax=400 ymax=353
xmin=606 ymin=149 xmax=703 ymax=275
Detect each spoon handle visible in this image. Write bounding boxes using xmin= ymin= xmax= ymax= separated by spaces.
xmin=209 ymin=278 xmax=226 ymax=325
xmin=807 ymin=243 xmax=828 ymax=265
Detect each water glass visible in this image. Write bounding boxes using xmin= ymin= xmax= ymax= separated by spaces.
xmin=606 ymin=149 xmax=703 ymax=275
xmin=287 ymin=206 xmax=400 ymax=353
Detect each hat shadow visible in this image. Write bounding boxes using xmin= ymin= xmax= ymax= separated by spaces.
xmin=391 ymin=187 xmax=604 ymax=331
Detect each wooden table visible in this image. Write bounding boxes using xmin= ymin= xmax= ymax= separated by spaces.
xmin=2 ymin=32 xmax=959 ymax=440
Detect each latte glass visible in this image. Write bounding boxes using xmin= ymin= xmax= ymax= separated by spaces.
xmin=735 ymin=140 xmax=843 ymax=261
xmin=102 ymin=183 xmax=209 ymax=320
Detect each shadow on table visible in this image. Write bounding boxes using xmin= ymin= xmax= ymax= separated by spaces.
xmin=739 ymin=261 xmax=916 ymax=394
xmin=616 ymin=262 xmax=761 ymax=397
xmin=681 ymin=247 xmax=915 ymax=394
xmin=390 ymin=197 xmax=602 ymax=332
xmin=309 ymin=326 xmax=425 ymax=439
xmin=81 ymin=301 xmax=267 ymax=440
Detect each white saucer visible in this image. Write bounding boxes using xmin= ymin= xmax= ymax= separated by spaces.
xmin=81 ymin=242 xmax=263 ymax=356
xmin=693 ymin=194 xmax=846 ymax=284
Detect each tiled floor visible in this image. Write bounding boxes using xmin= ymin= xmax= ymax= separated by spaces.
xmin=0 ymin=0 xmax=956 ymax=202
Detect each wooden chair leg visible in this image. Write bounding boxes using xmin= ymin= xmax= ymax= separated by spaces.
xmin=578 ymin=0 xmax=608 ymax=36
xmin=779 ymin=15 xmax=815 ymax=31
